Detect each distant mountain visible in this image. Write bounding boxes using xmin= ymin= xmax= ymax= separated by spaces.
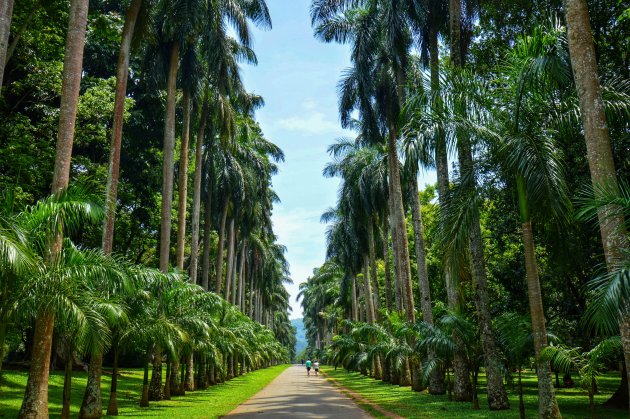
xmin=291 ymin=318 xmax=307 ymax=357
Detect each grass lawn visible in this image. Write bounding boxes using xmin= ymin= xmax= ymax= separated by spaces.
xmin=324 ymin=367 xmax=626 ymax=419
xmin=0 ymin=364 xmax=289 ymax=418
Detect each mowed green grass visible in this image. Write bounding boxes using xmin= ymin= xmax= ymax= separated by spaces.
xmin=0 ymin=364 xmax=289 ymax=418
xmin=324 ymin=367 xmax=627 ymax=419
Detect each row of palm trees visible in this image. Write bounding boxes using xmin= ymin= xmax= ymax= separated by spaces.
xmin=0 ymin=0 xmax=295 ymax=418
xmin=302 ymin=0 xmax=628 ymax=418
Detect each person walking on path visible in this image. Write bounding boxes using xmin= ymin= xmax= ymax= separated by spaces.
xmin=305 ymin=359 xmax=312 ymax=376
xmin=314 ymin=360 xmax=320 ymax=376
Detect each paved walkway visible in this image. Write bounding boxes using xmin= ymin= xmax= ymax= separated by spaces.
xmin=225 ymin=365 xmax=371 ymax=418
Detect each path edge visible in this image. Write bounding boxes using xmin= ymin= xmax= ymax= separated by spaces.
xmin=321 ymin=370 xmax=405 ymax=419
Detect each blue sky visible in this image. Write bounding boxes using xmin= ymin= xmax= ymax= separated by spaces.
xmin=241 ymin=0 xmax=352 ymax=319
xmin=241 ymin=0 xmax=435 ymax=319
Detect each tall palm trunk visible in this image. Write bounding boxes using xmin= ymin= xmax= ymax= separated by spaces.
xmin=78 ymin=352 xmax=103 ymax=419
xmin=248 ymin=274 xmax=254 ymax=318
xmin=102 ymin=0 xmax=142 ymax=255
xmin=184 ymin=353 xmax=195 ymax=391
xmin=351 ymin=275 xmax=358 ymax=321
xmin=19 ymin=1 xmax=89 ymax=416
xmin=201 ymin=148 xmax=214 ymax=290
xmin=459 ymin=134 xmax=509 ymax=410
xmin=237 ymin=244 xmax=246 ymax=310
xmin=61 ymin=345 xmax=72 ymax=419
xmin=564 ymin=1 xmax=630 ymax=405
xmin=215 ymin=199 xmax=229 ymax=293
xmin=363 ymin=255 xmax=383 ymax=379
xmin=0 ymin=0 xmax=14 ymax=92
xmin=410 ymin=175 xmax=445 ymax=394
xmin=140 ymin=346 xmax=151 ymax=407
xmin=518 ymin=178 xmax=561 ymax=418
xmin=367 ymin=220 xmax=381 ymax=321
xmin=4 ymin=0 xmax=40 ymax=66
xmin=387 ymin=151 xmax=406 ymax=315
xmin=381 ymin=220 xmax=393 ymax=311
xmin=230 ymin=243 xmax=237 ymax=305
xmin=176 ymin=90 xmax=192 ymax=270
xmin=159 ymin=42 xmax=179 ymax=273
xmin=106 ymin=344 xmax=120 ymax=415
xmin=148 ymin=347 xmax=163 ymax=401
xmin=431 ymin=32 xmax=472 ymax=402
xmin=190 ymin=97 xmax=209 ymax=284
xmin=224 ymin=218 xmax=235 ymax=301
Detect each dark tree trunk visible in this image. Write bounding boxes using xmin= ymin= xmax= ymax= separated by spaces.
xmin=189 ymin=97 xmax=209 ymax=284
xmin=102 ymin=0 xmax=142 ymax=254
xmin=215 ymin=199 xmax=229 ymax=293
xmin=564 ymin=1 xmax=630 ymax=404
xmin=159 ymin=42 xmax=179 ymax=273
xmin=224 ymin=218 xmax=235 ymax=301
xmin=19 ymin=1 xmax=89 ymax=413
xmin=79 ymin=352 xmax=103 ymax=419
xmin=140 ymin=347 xmax=151 ymax=407
xmin=201 ymin=146 xmax=214 ymax=290
xmin=148 ymin=348 xmax=163 ymax=401
xmin=176 ymin=91 xmax=192 ymax=270
xmin=61 ymin=346 xmax=72 ymax=419
xmin=106 ymin=345 xmax=120 ymax=415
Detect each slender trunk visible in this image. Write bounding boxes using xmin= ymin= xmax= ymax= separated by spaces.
xmin=458 ymin=137 xmax=509 ymax=410
xmin=367 ymin=220 xmax=381 ymax=321
xmin=363 ymin=255 xmax=376 ymax=323
xmin=230 ymin=239 xmax=238 ymax=305
xmin=388 ymin=126 xmax=413 ymax=320
xmin=20 ymin=2 xmax=88 ymax=411
xmin=201 ymin=147 xmax=214 ymax=290
xmin=159 ymin=42 xmax=179 ymax=273
xmin=518 ymin=177 xmax=561 ymax=418
xmin=410 ymin=175 xmax=445 ymax=394
xmin=589 ymin=377 xmax=596 ymax=419
xmin=140 ymin=347 xmax=151 ymax=407
xmin=176 ymin=91 xmax=191 ymax=270
xmin=224 ymin=219 xmax=235 ymax=301
xmin=519 ymin=369 xmax=525 ymax=419
xmin=351 ymin=275 xmax=358 ymax=321
xmin=237 ymin=244 xmax=246 ymax=310
xmin=382 ymin=220 xmax=393 ymax=312
xmin=185 ymin=353 xmax=195 ymax=391
xmin=190 ymin=97 xmax=209 ymax=283
xmin=78 ymin=352 xmax=103 ymax=419
xmin=449 ymin=0 xmax=462 ymax=68
xmin=5 ymin=0 xmax=41 ymax=65
xmin=19 ymin=311 xmax=55 ymax=418
xmin=61 ymin=346 xmax=72 ymax=419
xmin=565 ymin=1 xmax=630 ymax=405
xmin=215 ymin=199 xmax=229 ymax=293
xmin=163 ymin=357 xmax=171 ymax=400
xmin=148 ymin=347 xmax=163 ymax=401
xmin=0 ymin=0 xmax=14 ymax=91
xmin=249 ymin=274 xmax=254 ymax=318
xmin=169 ymin=357 xmax=180 ymax=396
xmin=106 ymin=345 xmax=119 ymax=415
xmin=102 ymin=0 xmax=143 ymax=254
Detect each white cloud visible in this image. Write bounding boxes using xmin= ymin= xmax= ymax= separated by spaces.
xmin=301 ymin=98 xmax=318 ymax=110
xmin=276 ymin=112 xmax=341 ymax=135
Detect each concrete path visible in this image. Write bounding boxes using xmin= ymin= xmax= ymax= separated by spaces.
xmin=225 ymin=365 xmax=371 ymax=418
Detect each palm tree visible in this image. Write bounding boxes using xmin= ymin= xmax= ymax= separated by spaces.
xmin=102 ymin=0 xmax=145 ymax=255
xmin=542 ymin=338 xmax=622 ymax=418
xmin=312 ymin=0 xmax=419 ymax=324
xmin=563 ymin=0 xmax=630 ymax=402
xmin=18 ymin=0 xmax=92 ymax=403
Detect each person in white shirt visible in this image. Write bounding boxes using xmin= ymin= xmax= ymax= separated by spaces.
xmin=314 ymin=360 xmax=320 ymax=376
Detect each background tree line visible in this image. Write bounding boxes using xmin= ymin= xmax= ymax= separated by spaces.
xmin=0 ymin=0 xmax=296 ymax=418
xmin=300 ymin=0 xmax=629 ymax=418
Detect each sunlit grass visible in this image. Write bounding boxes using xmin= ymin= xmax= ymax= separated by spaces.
xmin=324 ymin=367 xmax=626 ymax=418
xmin=0 ymin=364 xmax=289 ymax=418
